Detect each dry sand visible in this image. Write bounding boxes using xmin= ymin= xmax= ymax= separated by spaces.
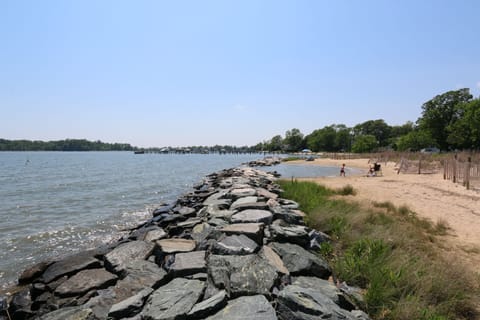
xmin=287 ymin=158 xmax=480 ymax=271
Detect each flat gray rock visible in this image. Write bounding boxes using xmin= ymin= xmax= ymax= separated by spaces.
xmin=293 ymin=276 xmax=340 ymax=305
xmin=208 ymin=254 xmax=278 ymax=297
xmin=169 ymin=250 xmax=206 ymax=276
xmin=187 ymin=290 xmax=227 ymax=319
xmin=144 ymin=229 xmax=167 ymax=242
xmin=176 ymin=217 xmax=203 ymax=228
xmin=220 ymin=223 xmax=264 ymax=243
xmin=213 ymin=234 xmax=259 ymax=255
xmin=280 ymin=199 xmax=300 ymax=209
xmin=203 ymin=193 xmax=231 ymax=208
xmin=176 ymin=206 xmax=197 ymax=217
xmin=19 ymin=260 xmax=53 ymax=284
xmin=156 ymin=238 xmax=196 ymax=253
xmin=55 ymin=268 xmax=117 ymax=298
xmin=231 ymin=209 xmax=273 ymax=224
xmin=105 ymin=241 xmax=154 ymax=273
xmin=269 ymin=242 xmax=331 ymax=278
xmin=277 ymin=285 xmax=356 ymax=320
xmin=230 ymin=196 xmax=258 ymax=209
xmin=205 ymin=205 xmax=234 ymax=219
xmin=270 ymin=223 xmax=310 ymax=247
xmin=205 ymin=295 xmax=277 ymax=320
xmin=228 ymin=188 xmax=257 ymax=198
xmin=231 ymin=201 xmax=269 ymax=212
xmin=256 ymin=188 xmax=279 ymax=200
xmin=108 ymin=287 xmax=153 ymax=319
xmin=142 ymin=278 xmax=204 ymax=320
xmin=191 ymin=223 xmax=213 ymax=244
xmin=259 ymin=246 xmax=289 ymax=275
xmin=123 ymin=260 xmax=168 ymax=288
xmin=41 ymin=251 xmax=101 ymax=283
xmin=208 ymin=218 xmax=229 ymax=227
xmin=83 ymin=260 xmax=167 ymax=318
xmin=39 ymin=306 xmax=96 ymax=320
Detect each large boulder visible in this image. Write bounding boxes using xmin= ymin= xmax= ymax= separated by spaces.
xmin=141 ymin=278 xmax=204 ymax=320
xmin=212 ymin=234 xmax=259 ymax=255
xmin=168 ymin=250 xmax=207 ymax=276
xmin=19 ymin=260 xmax=53 ymax=284
xmin=187 ymin=290 xmax=227 ymax=319
xmin=269 ymin=222 xmax=310 ymax=247
xmin=108 ymin=287 xmax=153 ymax=320
xmin=277 ymin=285 xmax=357 ymax=320
xmin=205 ymin=295 xmax=277 ymax=320
xmin=41 ymin=251 xmax=102 ymax=283
xmin=227 ymin=188 xmax=257 ymax=199
xmin=156 ymin=238 xmax=196 ymax=253
xmin=105 ymin=241 xmax=154 ymax=273
xmin=259 ymin=246 xmax=289 ymax=275
xmin=292 ymin=276 xmax=340 ymax=305
xmin=220 ymin=223 xmax=264 ymax=243
xmin=269 ymin=242 xmax=331 ymax=278
xmin=231 ymin=209 xmax=273 ymax=224
xmin=208 ymin=254 xmax=278 ymax=297
xmin=54 ymin=268 xmax=117 ymax=298
xmin=39 ymin=306 xmax=97 ymax=320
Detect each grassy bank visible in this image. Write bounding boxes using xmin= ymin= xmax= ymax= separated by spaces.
xmin=278 ymin=180 xmax=479 ymax=320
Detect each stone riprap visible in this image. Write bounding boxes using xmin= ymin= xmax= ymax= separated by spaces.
xmin=1 ymin=167 xmax=370 ymax=320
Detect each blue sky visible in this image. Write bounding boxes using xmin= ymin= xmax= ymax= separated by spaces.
xmin=1 ymin=1 xmax=479 ymax=147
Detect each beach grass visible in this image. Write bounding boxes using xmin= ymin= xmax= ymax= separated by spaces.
xmin=278 ymin=180 xmax=479 ymax=320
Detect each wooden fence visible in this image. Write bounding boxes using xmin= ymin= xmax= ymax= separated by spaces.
xmin=443 ymin=155 xmax=480 ymax=190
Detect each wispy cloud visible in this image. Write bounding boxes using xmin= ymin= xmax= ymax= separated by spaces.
xmin=476 ymin=81 xmax=480 ymax=89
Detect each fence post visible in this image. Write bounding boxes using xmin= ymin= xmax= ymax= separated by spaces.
xmin=418 ymin=157 xmax=422 ymax=174
xmin=443 ymin=160 xmax=447 ymax=180
xmin=465 ymin=157 xmax=471 ymax=190
xmin=453 ymin=154 xmax=457 ymax=183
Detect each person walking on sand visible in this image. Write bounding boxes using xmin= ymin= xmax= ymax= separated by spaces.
xmin=340 ymin=163 xmax=346 ymax=177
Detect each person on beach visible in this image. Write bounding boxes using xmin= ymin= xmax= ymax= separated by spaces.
xmin=367 ymin=165 xmax=375 ymax=177
xmin=340 ymin=163 xmax=346 ymax=177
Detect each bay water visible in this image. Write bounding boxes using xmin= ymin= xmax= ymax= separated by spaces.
xmin=0 ymin=152 xmax=341 ymax=290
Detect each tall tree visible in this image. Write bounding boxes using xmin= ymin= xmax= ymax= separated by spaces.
xmin=284 ymin=128 xmax=304 ymax=152
xmin=446 ymin=98 xmax=480 ymax=150
xmin=353 ymin=119 xmax=391 ymax=147
xmin=351 ymin=135 xmax=378 ymax=153
xmin=268 ymin=135 xmax=284 ymax=151
xmin=306 ymin=126 xmax=336 ymax=152
xmin=396 ymin=130 xmax=435 ymax=151
xmin=417 ymin=88 xmax=473 ymax=150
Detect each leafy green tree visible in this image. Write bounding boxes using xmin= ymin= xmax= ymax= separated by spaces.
xmin=306 ymin=126 xmax=336 ymax=152
xmin=334 ymin=124 xmax=352 ymax=151
xmin=352 ymin=135 xmax=378 ymax=153
xmin=396 ymin=130 xmax=436 ymax=151
xmin=268 ymin=135 xmax=284 ymax=151
xmin=417 ymin=88 xmax=473 ymax=150
xmin=284 ymin=128 xmax=304 ymax=152
xmin=447 ymin=98 xmax=480 ymax=150
xmin=353 ymin=119 xmax=391 ymax=147
xmin=390 ymin=121 xmax=414 ymax=138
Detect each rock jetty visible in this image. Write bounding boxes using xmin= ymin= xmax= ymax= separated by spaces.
xmin=1 ymin=167 xmax=370 ymax=320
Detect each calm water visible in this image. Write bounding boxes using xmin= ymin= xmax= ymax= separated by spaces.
xmin=0 ymin=152 xmax=343 ymax=290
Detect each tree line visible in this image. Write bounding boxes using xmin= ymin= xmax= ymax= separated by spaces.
xmin=255 ymin=88 xmax=480 ymax=153
xmin=2 ymin=88 xmax=478 ymax=153
xmin=0 ymin=139 xmax=134 ymax=151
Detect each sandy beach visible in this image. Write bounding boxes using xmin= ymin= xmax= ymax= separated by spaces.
xmin=288 ymin=158 xmax=480 ymax=271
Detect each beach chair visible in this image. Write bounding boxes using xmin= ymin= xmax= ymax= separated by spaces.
xmin=374 ymin=163 xmax=383 ymax=176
